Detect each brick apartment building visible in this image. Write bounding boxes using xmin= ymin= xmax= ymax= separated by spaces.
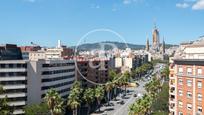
xmin=169 ymin=38 xmax=204 ymax=115
xmin=75 ymin=57 xmax=109 ymax=87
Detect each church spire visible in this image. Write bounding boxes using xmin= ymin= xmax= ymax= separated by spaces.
xmin=146 ymin=37 xmax=149 ymax=51
xmin=153 ymin=18 xmax=157 ymax=29
xmin=162 ymin=37 xmax=165 ymax=54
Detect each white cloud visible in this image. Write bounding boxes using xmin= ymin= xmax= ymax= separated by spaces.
xmin=95 ymin=5 xmax=100 ymax=9
xmin=123 ymin=0 xmax=144 ymax=5
xmin=192 ymin=0 xmax=204 ymax=10
xmin=90 ymin=4 xmax=100 ymax=9
xmin=184 ymin=0 xmax=197 ymax=2
xmin=123 ymin=0 xmax=131 ymax=5
xmin=176 ymin=3 xmax=190 ymax=8
xmin=24 ymin=0 xmax=36 ymax=3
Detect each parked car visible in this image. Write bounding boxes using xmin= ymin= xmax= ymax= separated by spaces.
xmin=120 ymin=100 xmax=125 ymax=105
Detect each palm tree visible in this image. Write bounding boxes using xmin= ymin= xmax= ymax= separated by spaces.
xmin=94 ymin=85 xmax=104 ymax=112
xmin=145 ymin=77 xmax=161 ymax=98
xmin=83 ymin=88 xmax=94 ymax=114
xmin=67 ymin=92 xmax=80 ymax=115
xmin=67 ymin=81 xmax=82 ymax=115
xmin=161 ymin=66 xmax=170 ymax=81
xmin=122 ymin=71 xmax=131 ymax=96
xmin=44 ymin=89 xmax=63 ymax=115
xmin=128 ymin=94 xmax=153 ymax=115
xmin=141 ymin=94 xmax=153 ymax=114
xmin=105 ymin=82 xmax=113 ymax=105
xmin=128 ymin=98 xmax=144 ymax=115
xmin=109 ymin=69 xmax=118 ymax=81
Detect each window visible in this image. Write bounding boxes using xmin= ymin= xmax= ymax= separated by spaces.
xmin=179 ymin=112 xmax=183 ymax=115
xmin=179 ymin=79 xmax=183 ymax=85
xmin=198 ymin=93 xmax=202 ymax=101
xmin=198 ymin=106 xmax=202 ymax=113
xmin=178 ymin=101 xmax=183 ymax=108
xmin=187 ymin=91 xmax=192 ymax=98
xmin=198 ymin=68 xmax=202 ymax=75
xmin=178 ymin=67 xmax=183 ymax=74
xmin=179 ymin=90 xmax=183 ymax=96
xmin=187 ymin=103 xmax=192 ymax=110
xmin=187 ymin=67 xmax=192 ymax=75
xmin=198 ymin=81 xmax=202 ymax=89
xmin=187 ymin=79 xmax=192 ymax=87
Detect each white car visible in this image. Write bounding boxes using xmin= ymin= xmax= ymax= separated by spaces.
xmin=137 ymin=93 xmax=143 ymax=97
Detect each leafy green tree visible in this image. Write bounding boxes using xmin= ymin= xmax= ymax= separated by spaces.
xmin=44 ymin=89 xmax=64 ymax=115
xmin=83 ymin=88 xmax=94 ymax=114
xmin=161 ymin=66 xmax=170 ymax=81
xmin=94 ymin=86 xmax=104 ymax=112
xmin=67 ymin=81 xmax=82 ymax=115
xmin=24 ymin=103 xmax=49 ymax=115
xmin=151 ymin=82 xmax=169 ymax=113
xmin=109 ymin=69 xmax=118 ymax=81
xmin=145 ymin=77 xmax=161 ymax=98
xmin=0 ymin=85 xmax=3 ymax=94
xmin=128 ymin=94 xmax=153 ymax=115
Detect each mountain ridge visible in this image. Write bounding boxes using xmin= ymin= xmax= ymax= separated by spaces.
xmin=70 ymin=41 xmax=177 ymax=51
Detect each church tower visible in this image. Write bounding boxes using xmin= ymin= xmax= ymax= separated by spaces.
xmin=152 ymin=24 xmax=160 ymax=51
xmin=162 ymin=38 xmax=165 ymax=54
xmin=146 ymin=37 xmax=149 ymax=51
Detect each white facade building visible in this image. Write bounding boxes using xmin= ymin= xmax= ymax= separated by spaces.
xmin=27 ymin=59 xmax=75 ymax=104
xmin=0 ymin=60 xmax=28 ymax=115
xmin=0 ymin=59 xmax=75 ymax=114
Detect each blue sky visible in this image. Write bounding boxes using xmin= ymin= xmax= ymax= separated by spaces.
xmin=0 ymin=0 xmax=204 ymax=46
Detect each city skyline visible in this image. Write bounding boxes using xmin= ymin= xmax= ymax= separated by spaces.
xmin=0 ymin=0 xmax=204 ymax=46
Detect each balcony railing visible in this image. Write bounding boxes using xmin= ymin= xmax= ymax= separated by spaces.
xmin=169 ymin=98 xmax=175 ymax=102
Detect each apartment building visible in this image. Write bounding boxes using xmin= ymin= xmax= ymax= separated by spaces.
xmin=110 ymin=54 xmax=148 ymax=73
xmin=0 ymin=44 xmax=76 ymax=114
xmin=27 ymin=59 xmax=75 ymax=104
xmin=76 ymin=57 xmax=109 ymax=87
xmin=169 ymin=38 xmax=204 ymax=115
xmin=20 ymin=46 xmax=41 ymax=59
xmin=0 ymin=60 xmax=28 ymax=115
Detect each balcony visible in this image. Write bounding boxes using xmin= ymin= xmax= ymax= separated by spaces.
xmin=169 ymin=95 xmax=175 ymax=103
xmin=169 ymin=98 xmax=175 ymax=103
xmin=170 ymin=80 xmax=175 ymax=87
xmin=0 ymin=93 xmax=26 ymax=98
xmin=170 ymin=87 xmax=175 ymax=94
xmin=0 ymin=68 xmax=26 ymax=73
xmin=13 ymin=109 xmax=24 ymax=115
xmin=0 ymin=76 xmax=26 ymax=81
xmin=8 ymin=101 xmax=26 ymax=106
xmin=3 ymin=84 xmax=26 ymax=90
